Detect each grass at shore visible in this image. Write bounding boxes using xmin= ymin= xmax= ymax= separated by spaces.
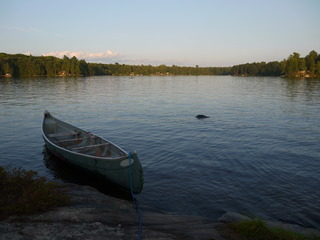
xmin=0 ymin=166 xmax=70 ymax=219
xmin=226 ymin=218 xmax=320 ymax=240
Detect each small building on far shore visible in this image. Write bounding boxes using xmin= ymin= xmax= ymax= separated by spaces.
xmin=3 ymin=73 xmax=12 ymax=77
xmin=296 ymin=71 xmax=310 ymax=78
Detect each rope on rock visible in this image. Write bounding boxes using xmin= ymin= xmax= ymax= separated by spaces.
xmin=128 ymin=152 xmax=142 ymax=240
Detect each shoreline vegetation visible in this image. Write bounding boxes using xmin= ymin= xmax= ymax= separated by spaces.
xmin=0 ymin=166 xmax=70 ymax=220
xmin=223 ymin=217 xmax=320 ymax=240
xmin=1 ymin=50 xmax=320 ymax=78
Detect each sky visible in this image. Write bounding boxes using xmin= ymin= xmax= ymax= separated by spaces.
xmin=1 ymin=0 xmax=320 ymax=67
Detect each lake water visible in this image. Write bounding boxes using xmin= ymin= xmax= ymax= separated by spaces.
xmin=1 ymin=76 xmax=320 ymax=229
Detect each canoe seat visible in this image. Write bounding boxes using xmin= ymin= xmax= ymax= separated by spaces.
xmin=70 ymin=143 xmax=110 ymax=150
xmin=48 ymin=131 xmax=80 ymax=138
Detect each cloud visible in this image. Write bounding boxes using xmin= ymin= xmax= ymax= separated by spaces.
xmin=40 ymin=51 xmax=177 ymax=66
xmin=39 ymin=50 xmax=197 ymax=66
xmin=42 ymin=50 xmax=120 ymax=62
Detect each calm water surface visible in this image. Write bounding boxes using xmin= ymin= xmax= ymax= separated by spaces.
xmin=1 ymin=76 xmax=319 ymax=229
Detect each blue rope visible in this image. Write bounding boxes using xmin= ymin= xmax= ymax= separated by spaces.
xmin=128 ymin=152 xmax=142 ymax=240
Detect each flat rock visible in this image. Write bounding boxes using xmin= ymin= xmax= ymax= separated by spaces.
xmin=1 ymin=184 xmax=319 ymax=240
xmin=218 ymin=212 xmax=251 ymax=223
xmin=0 ymin=184 xmax=226 ymax=240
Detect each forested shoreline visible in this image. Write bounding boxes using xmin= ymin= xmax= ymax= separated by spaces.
xmin=232 ymin=50 xmax=320 ymax=77
xmin=1 ymin=50 xmax=319 ymax=77
xmin=0 ymin=53 xmax=230 ymax=77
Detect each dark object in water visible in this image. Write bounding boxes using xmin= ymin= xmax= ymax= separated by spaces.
xmin=196 ymin=115 xmax=209 ymax=119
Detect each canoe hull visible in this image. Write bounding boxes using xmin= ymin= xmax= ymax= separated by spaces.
xmin=42 ymin=111 xmax=143 ymax=194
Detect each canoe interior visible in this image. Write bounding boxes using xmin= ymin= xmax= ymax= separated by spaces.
xmin=43 ymin=113 xmax=127 ymax=160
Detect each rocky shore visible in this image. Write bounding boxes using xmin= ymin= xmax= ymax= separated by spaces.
xmin=1 ymin=183 xmax=319 ymax=240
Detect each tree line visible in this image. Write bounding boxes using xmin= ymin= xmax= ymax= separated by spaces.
xmin=0 ymin=53 xmax=230 ymax=77
xmin=106 ymin=63 xmax=230 ymax=76
xmin=231 ymin=50 xmax=320 ymax=77
xmin=1 ymin=51 xmax=319 ymax=77
xmin=0 ymin=53 xmax=102 ymax=77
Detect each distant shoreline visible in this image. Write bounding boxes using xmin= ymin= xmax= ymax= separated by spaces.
xmin=1 ymin=50 xmax=319 ymax=78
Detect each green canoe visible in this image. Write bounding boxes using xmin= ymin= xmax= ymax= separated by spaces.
xmin=42 ymin=111 xmax=143 ymax=194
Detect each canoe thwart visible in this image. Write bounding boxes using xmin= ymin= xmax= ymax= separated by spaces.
xmin=70 ymin=143 xmax=110 ymax=150
xmin=48 ymin=131 xmax=80 ymax=138
xmin=54 ymin=136 xmax=97 ymax=143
